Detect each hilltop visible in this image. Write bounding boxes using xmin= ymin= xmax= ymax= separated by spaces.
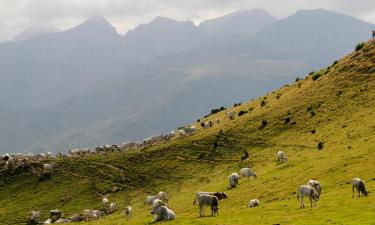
xmin=0 ymin=39 xmax=374 ymax=224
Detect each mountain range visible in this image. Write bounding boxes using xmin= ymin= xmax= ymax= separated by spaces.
xmin=0 ymin=8 xmax=373 ymax=153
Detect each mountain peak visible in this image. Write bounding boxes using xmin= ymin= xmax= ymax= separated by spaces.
xmin=199 ymin=8 xmax=276 ymax=36
xmin=67 ymin=16 xmax=118 ymax=35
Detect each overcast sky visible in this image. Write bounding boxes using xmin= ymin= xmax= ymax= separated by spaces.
xmin=1 ymin=0 xmax=375 ymax=41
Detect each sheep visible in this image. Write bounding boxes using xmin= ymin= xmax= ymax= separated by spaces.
xmin=102 ymin=197 xmax=109 ymax=206
xmin=352 ymin=178 xmax=368 ymax=198
xmin=197 ymin=194 xmax=219 ymax=217
xmin=277 ymin=151 xmax=287 ymax=163
xmin=68 ymin=214 xmax=83 ymax=222
xmin=297 ymin=185 xmax=319 ymax=208
xmin=193 ymin=192 xmax=227 ymax=204
xmin=308 ymin=180 xmax=322 ymax=195
xmin=157 ymin=191 xmax=168 ymax=203
xmin=42 ymin=218 xmax=53 ymax=224
xmin=109 ymin=202 xmax=117 ymax=213
xmin=150 ymin=200 xmax=175 ymax=223
xmin=27 ymin=210 xmax=40 ymax=223
xmin=145 ymin=195 xmax=159 ymax=206
xmin=248 ymin=199 xmax=260 ymax=208
xmin=227 ymin=111 xmax=235 ymax=120
xmin=124 ymin=206 xmax=132 ymax=220
xmin=228 ymin=173 xmax=240 ymax=188
xmin=49 ymin=209 xmax=62 ymax=222
xmin=83 ymin=210 xmax=103 ymax=221
xmin=43 ymin=163 xmax=53 ymax=173
xmin=240 ymin=168 xmax=257 ymax=178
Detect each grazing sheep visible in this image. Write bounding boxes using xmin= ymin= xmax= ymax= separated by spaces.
xmin=27 ymin=210 xmax=40 ymax=223
xmin=49 ymin=209 xmax=62 ymax=222
xmin=228 ymin=173 xmax=240 ymax=188
xmin=308 ymin=180 xmax=322 ymax=195
xmin=248 ymin=199 xmax=260 ymax=208
xmin=83 ymin=210 xmax=103 ymax=221
xmin=193 ymin=192 xmax=227 ymax=204
xmin=157 ymin=191 xmax=168 ymax=203
xmin=352 ymin=178 xmax=368 ymax=198
xmin=227 ymin=111 xmax=235 ymax=120
xmin=215 ymin=118 xmax=221 ymax=124
xmin=124 ymin=206 xmax=132 ymax=220
xmin=297 ymin=185 xmax=319 ymax=208
xmin=102 ymin=197 xmax=109 ymax=206
xmin=277 ymin=151 xmax=287 ymax=163
xmin=145 ymin=195 xmax=159 ymax=206
xmin=150 ymin=201 xmax=175 ymax=223
xmin=240 ymin=168 xmax=257 ymax=178
xmin=109 ymin=202 xmax=117 ymax=213
xmin=197 ymin=194 xmax=219 ymax=217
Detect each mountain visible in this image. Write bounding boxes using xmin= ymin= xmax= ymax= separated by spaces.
xmin=1 ymin=38 xmax=374 ymax=225
xmin=123 ymin=16 xmax=204 ymax=62
xmin=12 ymin=25 xmax=59 ymax=42
xmin=0 ymin=9 xmax=373 ymax=154
xmin=253 ymin=8 xmax=374 ymax=67
xmin=199 ymin=9 xmax=277 ymax=36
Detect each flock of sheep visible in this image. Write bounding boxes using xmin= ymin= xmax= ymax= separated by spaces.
xmin=1 ymin=108 xmax=370 ymax=224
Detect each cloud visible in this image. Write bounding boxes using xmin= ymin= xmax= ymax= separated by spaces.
xmin=0 ymin=0 xmax=374 ymax=40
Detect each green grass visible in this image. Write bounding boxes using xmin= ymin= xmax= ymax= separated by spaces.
xmin=1 ymin=40 xmax=375 ymax=225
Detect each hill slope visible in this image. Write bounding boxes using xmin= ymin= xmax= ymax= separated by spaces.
xmin=0 ymin=39 xmax=375 ymax=225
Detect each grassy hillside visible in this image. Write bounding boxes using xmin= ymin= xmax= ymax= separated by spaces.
xmin=1 ymin=39 xmax=375 ymax=225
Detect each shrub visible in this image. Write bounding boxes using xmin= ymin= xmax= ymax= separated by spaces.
xmin=295 ymin=77 xmax=300 ymax=82
xmin=238 ymin=110 xmax=248 ymax=116
xmin=284 ymin=117 xmax=291 ymax=124
xmin=312 ymin=73 xmax=322 ymax=81
xmin=259 ymin=119 xmax=268 ymax=129
xmin=206 ymin=106 xmax=226 ymax=117
xmin=197 ymin=119 xmax=200 ymax=122
xmin=317 ymin=142 xmax=324 ymax=150
xmin=260 ymin=100 xmax=267 ymax=107
xmin=308 ymin=71 xmax=315 ymax=75
xmin=311 ymin=129 xmax=316 ymax=134
xmin=276 ymin=93 xmax=282 ymax=99
xmin=332 ymin=60 xmax=338 ymax=66
xmin=310 ymin=111 xmax=316 ymax=117
xmin=355 ymin=42 xmax=365 ymax=51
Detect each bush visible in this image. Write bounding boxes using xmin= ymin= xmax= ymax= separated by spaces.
xmin=259 ymin=119 xmax=268 ymax=129
xmin=233 ymin=103 xmax=242 ymax=107
xmin=332 ymin=60 xmax=338 ymax=66
xmin=311 ymin=129 xmax=316 ymax=134
xmin=355 ymin=42 xmax=365 ymax=51
xmin=238 ymin=110 xmax=248 ymax=116
xmin=308 ymin=71 xmax=315 ymax=75
xmin=197 ymin=119 xmax=200 ymax=122
xmin=312 ymin=73 xmax=322 ymax=81
xmin=284 ymin=117 xmax=291 ymax=124
xmin=317 ymin=142 xmax=324 ymax=150
xmin=206 ymin=106 xmax=226 ymax=117
xmin=295 ymin=77 xmax=300 ymax=82
xmin=260 ymin=100 xmax=267 ymax=107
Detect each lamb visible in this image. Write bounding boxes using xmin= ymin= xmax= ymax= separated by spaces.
xmin=248 ymin=199 xmax=260 ymax=208
xmin=109 ymin=202 xmax=117 ymax=213
xmin=228 ymin=173 xmax=239 ymax=188
xmin=157 ymin=191 xmax=168 ymax=203
xmin=145 ymin=195 xmax=159 ymax=206
xmin=277 ymin=151 xmax=287 ymax=163
xmin=352 ymin=178 xmax=369 ymax=198
xmin=308 ymin=180 xmax=322 ymax=195
xmin=150 ymin=200 xmax=175 ymax=223
xmin=124 ymin=206 xmax=132 ymax=220
xmin=197 ymin=194 xmax=219 ymax=217
xmin=297 ymin=185 xmax=319 ymax=208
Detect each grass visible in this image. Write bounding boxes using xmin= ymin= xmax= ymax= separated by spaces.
xmin=1 ymin=40 xmax=375 ymax=225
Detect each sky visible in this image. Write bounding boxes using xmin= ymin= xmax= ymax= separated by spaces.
xmin=1 ymin=0 xmax=375 ymax=41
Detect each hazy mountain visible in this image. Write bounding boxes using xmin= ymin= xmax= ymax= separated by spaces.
xmin=199 ymin=9 xmax=276 ymax=36
xmin=123 ymin=16 xmax=204 ymax=62
xmin=253 ymin=8 xmax=374 ymax=67
xmin=12 ymin=25 xmax=59 ymax=42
